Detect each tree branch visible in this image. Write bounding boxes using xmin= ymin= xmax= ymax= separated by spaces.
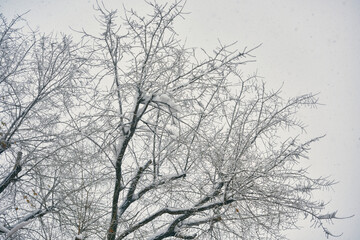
xmin=0 ymin=152 xmax=22 ymax=194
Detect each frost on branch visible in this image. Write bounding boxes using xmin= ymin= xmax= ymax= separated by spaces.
xmin=318 ymin=211 xmax=339 ymax=220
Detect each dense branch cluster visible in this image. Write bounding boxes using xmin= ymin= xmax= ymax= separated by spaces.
xmin=0 ymin=1 xmax=349 ymax=240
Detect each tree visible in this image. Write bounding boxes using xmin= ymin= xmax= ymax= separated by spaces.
xmin=0 ymin=1 xmax=350 ymax=239
xmin=0 ymin=13 xmax=89 ymax=239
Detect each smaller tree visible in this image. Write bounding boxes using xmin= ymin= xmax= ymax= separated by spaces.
xmin=0 ymin=13 xmax=89 ymax=239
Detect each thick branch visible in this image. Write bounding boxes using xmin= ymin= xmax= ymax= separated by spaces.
xmin=116 ymin=200 xmax=234 ymax=240
xmin=0 ymin=152 xmax=22 ymax=194
xmin=118 ymin=160 xmax=152 ymax=217
xmin=149 ymin=199 xmax=235 ymax=240
xmin=4 ymin=206 xmax=55 ymax=238
xmin=108 ymin=95 xmax=153 ymax=240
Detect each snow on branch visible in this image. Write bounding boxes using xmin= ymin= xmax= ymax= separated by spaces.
xmin=117 ymin=199 xmax=234 ymax=239
xmin=5 ymin=219 xmax=34 ymax=239
xmin=0 ymin=223 xmax=10 ymax=234
xmin=117 ymin=160 xmax=152 ymax=216
xmin=152 ymin=93 xmax=181 ymax=112
xmin=133 ymin=173 xmax=186 ymax=200
xmin=179 ymin=215 xmax=222 ymax=228
xmin=317 ymin=211 xmax=354 ymax=220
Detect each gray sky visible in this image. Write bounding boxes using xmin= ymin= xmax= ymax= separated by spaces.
xmin=1 ymin=0 xmax=359 ymax=239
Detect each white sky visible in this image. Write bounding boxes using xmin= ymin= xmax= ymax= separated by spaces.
xmin=1 ymin=0 xmax=359 ymax=239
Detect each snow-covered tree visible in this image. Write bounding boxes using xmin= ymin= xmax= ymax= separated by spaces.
xmin=0 ymin=1 xmax=350 ymax=240
xmin=68 ymin=1 xmax=348 ymax=239
xmin=0 ymin=13 xmax=89 ymax=239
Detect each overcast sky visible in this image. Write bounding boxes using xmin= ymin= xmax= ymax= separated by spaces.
xmin=1 ymin=0 xmax=359 ymax=239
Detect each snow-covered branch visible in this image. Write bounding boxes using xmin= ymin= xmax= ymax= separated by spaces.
xmin=133 ymin=173 xmax=186 ymax=201
xmin=117 ymin=199 xmax=234 ymax=240
xmin=118 ymin=160 xmax=152 ymax=216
